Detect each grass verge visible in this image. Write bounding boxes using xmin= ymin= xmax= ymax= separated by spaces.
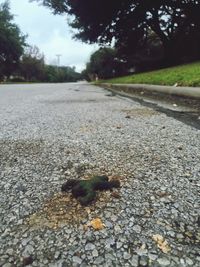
xmin=100 ymin=61 xmax=200 ymax=87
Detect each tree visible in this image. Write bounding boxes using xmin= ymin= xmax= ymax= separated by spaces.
xmin=85 ymin=47 xmax=117 ymax=80
xmin=34 ymin=0 xmax=200 ymax=65
xmin=0 ymin=1 xmax=26 ymax=80
xmin=18 ymin=45 xmax=45 ymax=81
xmin=44 ymin=65 xmax=81 ymax=82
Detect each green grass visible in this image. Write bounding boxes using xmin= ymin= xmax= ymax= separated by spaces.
xmin=101 ymin=61 xmax=200 ymax=87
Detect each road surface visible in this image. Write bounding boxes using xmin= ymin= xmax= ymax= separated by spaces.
xmin=0 ymin=83 xmax=199 ymax=266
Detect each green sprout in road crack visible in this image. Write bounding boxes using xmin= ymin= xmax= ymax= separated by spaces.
xmin=61 ymin=175 xmax=120 ymax=205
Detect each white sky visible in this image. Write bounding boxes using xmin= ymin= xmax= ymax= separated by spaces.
xmin=2 ymin=0 xmax=98 ymax=72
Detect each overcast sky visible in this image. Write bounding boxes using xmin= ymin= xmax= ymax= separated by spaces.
xmin=2 ymin=0 xmax=98 ymax=72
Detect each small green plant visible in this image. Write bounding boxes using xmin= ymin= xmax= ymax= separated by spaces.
xmin=61 ymin=175 xmax=120 ymax=205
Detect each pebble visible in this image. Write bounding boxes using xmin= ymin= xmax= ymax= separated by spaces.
xmin=124 ymin=252 xmax=131 ymax=260
xmin=110 ymin=215 xmax=118 ymax=222
xmin=114 ymin=225 xmax=121 ymax=234
xmin=140 ymin=256 xmax=149 ymax=266
xmin=130 ymin=255 xmax=139 ymax=267
xmin=72 ymin=256 xmax=82 ymax=265
xmin=157 ymin=258 xmax=171 ymax=266
xmin=5 ymin=248 xmax=13 ymax=255
xmin=148 ymin=253 xmax=158 ymax=261
xmin=85 ymin=243 xmax=95 ymax=251
xmin=92 ymin=249 xmax=98 ymax=257
xmin=22 ymin=245 xmax=34 ymax=257
xmin=22 ymin=238 xmax=31 ymax=246
xmin=105 ymin=221 xmax=113 ymax=228
xmin=116 ymin=242 xmax=123 ymax=249
xmin=132 ymin=225 xmax=142 ymax=233
xmin=94 ymin=256 xmax=104 ymax=264
xmin=185 ymin=258 xmax=193 ymax=266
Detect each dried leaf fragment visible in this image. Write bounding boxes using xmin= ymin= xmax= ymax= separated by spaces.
xmin=152 ymin=234 xmax=171 ymax=253
xmin=87 ymin=218 xmax=105 ymax=230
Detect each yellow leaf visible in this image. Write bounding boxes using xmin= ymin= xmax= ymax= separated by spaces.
xmin=152 ymin=234 xmax=171 ymax=253
xmin=87 ymin=218 xmax=105 ymax=230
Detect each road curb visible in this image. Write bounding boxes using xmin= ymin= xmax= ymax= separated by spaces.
xmin=99 ymin=83 xmax=200 ymax=100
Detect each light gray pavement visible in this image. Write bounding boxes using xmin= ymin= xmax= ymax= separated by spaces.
xmin=0 ymin=83 xmax=200 ymax=266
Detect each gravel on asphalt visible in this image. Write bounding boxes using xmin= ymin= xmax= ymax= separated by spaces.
xmin=0 ymin=83 xmax=199 ymax=266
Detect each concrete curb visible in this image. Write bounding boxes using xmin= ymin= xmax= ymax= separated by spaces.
xmin=99 ymin=83 xmax=200 ymax=99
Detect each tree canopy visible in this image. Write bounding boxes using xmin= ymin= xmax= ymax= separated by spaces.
xmin=15 ymin=45 xmax=81 ymax=83
xmin=0 ymin=1 xmax=26 ymax=79
xmin=34 ymin=0 xmax=200 ymax=65
xmin=18 ymin=45 xmax=45 ymax=82
xmin=44 ymin=65 xmax=81 ymax=83
xmin=85 ymin=47 xmax=117 ymax=80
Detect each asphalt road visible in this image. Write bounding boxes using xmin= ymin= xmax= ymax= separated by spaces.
xmin=0 ymin=83 xmax=199 ymax=267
